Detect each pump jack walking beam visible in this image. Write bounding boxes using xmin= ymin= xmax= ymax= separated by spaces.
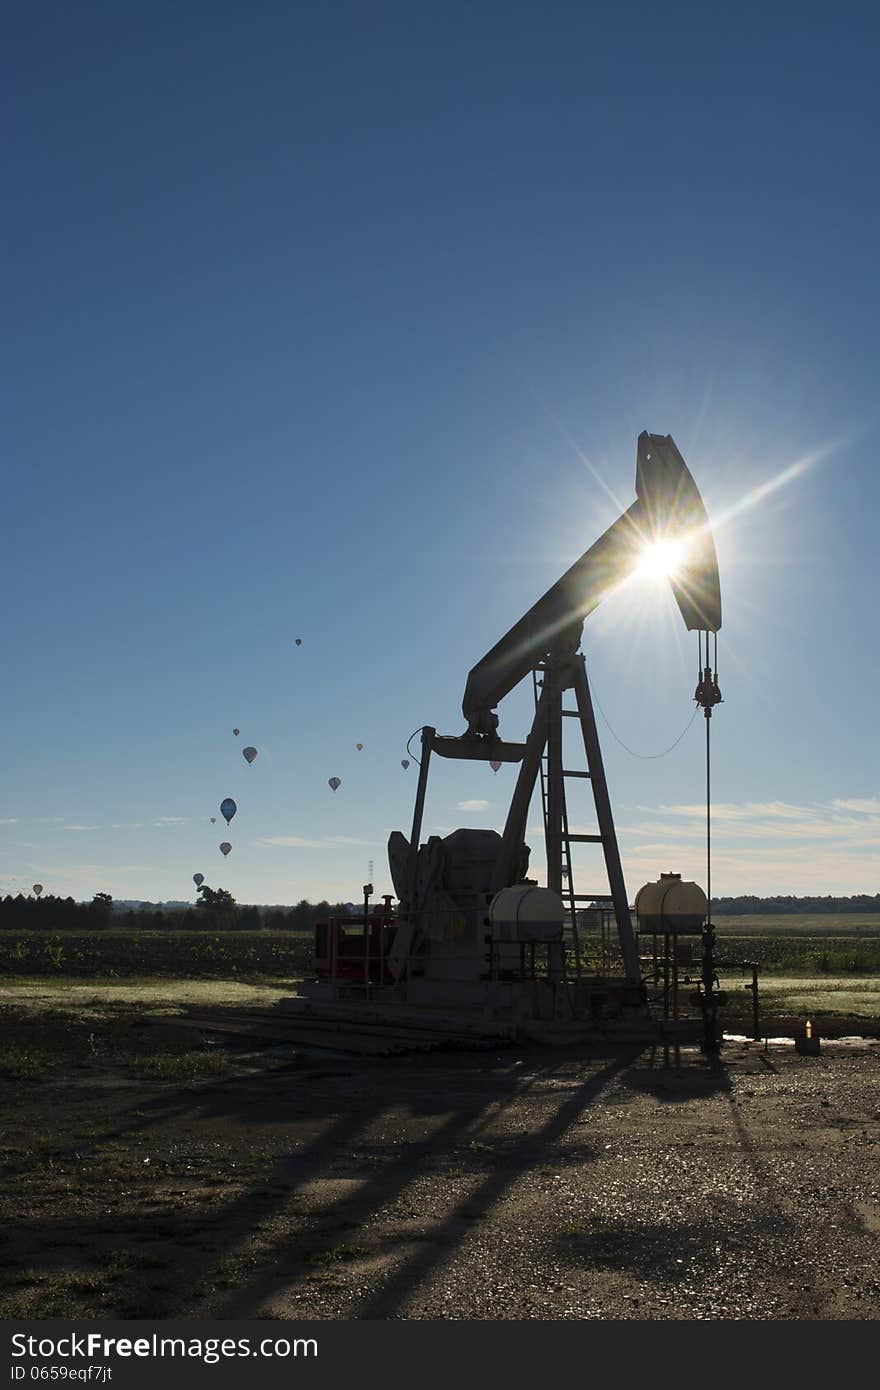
xmin=462 ymin=432 xmax=721 ymax=740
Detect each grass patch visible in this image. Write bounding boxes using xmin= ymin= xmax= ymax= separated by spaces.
xmin=0 ymin=1268 xmax=42 ymax=1287
xmin=127 ymin=1051 xmax=234 ymax=1080
xmin=0 ymin=1046 xmax=53 ymax=1080
xmin=756 ymin=976 xmax=880 ymax=1020
xmin=0 ymin=977 xmax=296 ymax=1017
xmin=305 ymin=1244 xmax=369 ymax=1266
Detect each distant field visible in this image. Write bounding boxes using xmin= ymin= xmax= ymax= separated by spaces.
xmin=3 ymin=922 xmax=880 ymax=979
xmin=712 ymin=914 xmax=880 ymax=934
xmin=0 ymin=930 xmax=312 ymax=978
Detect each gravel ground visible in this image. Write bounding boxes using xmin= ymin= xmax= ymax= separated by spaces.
xmin=2 ymin=1020 xmax=879 ymax=1321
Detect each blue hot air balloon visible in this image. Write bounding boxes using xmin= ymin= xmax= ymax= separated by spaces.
xmin=220 ymin=798 xmax=237 ymax=825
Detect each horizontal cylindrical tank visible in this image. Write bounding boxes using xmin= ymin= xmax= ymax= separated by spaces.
xmin=634 ymin=872 xmax=706 ymax=933
xmin=488 ymin=885 xmax=565 ymax=942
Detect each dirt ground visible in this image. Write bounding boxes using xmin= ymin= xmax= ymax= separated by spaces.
xmin=2 ymin=1005 xmax=879 ymax=1321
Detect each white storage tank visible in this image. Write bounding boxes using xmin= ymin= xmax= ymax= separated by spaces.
xmin=634 ymin=872 xmax=706 ymax=933
xmin=488 ymin=885 xmax=565 ymax=942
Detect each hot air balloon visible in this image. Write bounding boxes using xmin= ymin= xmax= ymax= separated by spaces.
xmin=210 ymin=817 xmax=216 ymax=824
xmin=401 ymin=759 xmax=410 ymax=770
xmin=356 ymin=742 xmax=363 ymax=751
xmin=219 ymin=842 xmax=232 ymax=857
xmin=490 ymin=760 xmax=502 ymax=773
xmin=220 ymin=798 xmax=237 ymax=825
xmin=345 ymin=902 xmax=355 ymax=913
xmin=193 ymin=873 xmax=204 ymax=888
xmin=328 ymin=777 xmax=341 ymax=792
xmin=295 ymin=638 xmax=302 ymax=646
xmin=32 ymin=883 xmax=43 ymax=897
xmin=242 ymin=746 xmax=257 ymax=765
xmin=233 ymin=728 xmax=240 ymax=737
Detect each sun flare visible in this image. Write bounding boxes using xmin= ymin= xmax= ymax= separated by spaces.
xmin=635 ymin=536 xmax=688 ymax=583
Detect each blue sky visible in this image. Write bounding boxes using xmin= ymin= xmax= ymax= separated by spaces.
xmin=3 ymin=2 xmax=878 ymax=904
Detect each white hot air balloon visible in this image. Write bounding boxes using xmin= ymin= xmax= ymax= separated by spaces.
xmin=219 ymin=842 xmax=232 ymax=857
xmin=328 ymin=777 xmax=341 ymax=792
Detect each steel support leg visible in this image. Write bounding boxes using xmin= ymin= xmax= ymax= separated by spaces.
xmin=572 ymin=659 xmax=640 ymax=982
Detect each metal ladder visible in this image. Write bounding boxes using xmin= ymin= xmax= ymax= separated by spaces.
xmin=532 ymin=667 xmax=624 ymax=979
xmin=533 ymin=669 xmax=596 ymax=980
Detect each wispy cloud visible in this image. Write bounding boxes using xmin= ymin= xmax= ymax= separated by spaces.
xmin=616 ymin=796 xmax=880 ymax=894
xmin=257 ymin=834 xmax=376 ymax=850
xmin=0 ymin=818 xmax=18 ymax=825
xmin=258 ymin=837 xmax=327 ymax=849
xmin=457 ymin=799 xmax=490 ymax=811
xmin=655 ymin=800 xmax=824 ymax=822
xmin=153 ymin=817 xmax=187 ymax=826
xmin=63 ymin=824 xmax=101 ymax=832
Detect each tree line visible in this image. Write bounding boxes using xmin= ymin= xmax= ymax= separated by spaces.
xmin=711 ymin=893 xmax=880 ymax=915
xmin=0 ymin=890 xmax=352 ymax=932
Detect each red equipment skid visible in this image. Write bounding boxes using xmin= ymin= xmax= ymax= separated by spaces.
xmin=313 ymin=897 xmax=397 ymax=986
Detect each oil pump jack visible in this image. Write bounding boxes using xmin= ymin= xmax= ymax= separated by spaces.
xmin=302 ymin=432 xmax=722 ymax=1043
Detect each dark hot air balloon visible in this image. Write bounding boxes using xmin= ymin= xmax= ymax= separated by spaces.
xmin=328 ymin=777 xmax=341 ymax=792
xmin=220 ymin=798 xmax=237 ymax=825
xmin=219 ymin=842 xmax=232 ymax=857
xmin=242 ymin=746 xmax=257 ymax=765
xmin=193 ymin=873 xmax=204 ymax=888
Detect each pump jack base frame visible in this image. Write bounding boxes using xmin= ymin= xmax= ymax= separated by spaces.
xmin=275 ymin=986 xmax=707 ymax=1051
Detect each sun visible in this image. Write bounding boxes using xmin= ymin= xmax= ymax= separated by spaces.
xmin=634 ymin=535 xmax=688 ymax=583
